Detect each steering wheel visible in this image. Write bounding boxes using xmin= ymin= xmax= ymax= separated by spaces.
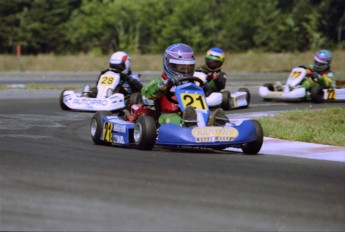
xmin=165 ymin=76 xmax=204 ymax=104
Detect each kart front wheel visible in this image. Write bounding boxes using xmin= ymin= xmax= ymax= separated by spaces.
xmin=238 ymin=87 xmax=251 ymax=108
xmin=242 ymin=120 xmax=264 ymax=155
xmin=263 ymin=83 xmax=274 ymax=91
xmin=90 ymin=111 xmax=112 ymax=145
xmin=60 ymin=90 xmax=70 ymax=111
xmin=221 ymin=90 xmax=231 ymax=111
xmin=134 ymin=116 xmax=157 ymax=150
xmin=310 ymin=86 xmax=324 ymax=103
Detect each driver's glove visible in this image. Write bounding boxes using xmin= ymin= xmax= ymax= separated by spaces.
xmin=207 ymin=72 xmax=219 ymax=81
xmin=311 ymin=72 xmax=320 ymax=82
xmin=158 ymin=79 xmax=173 ymax=91
xmin=158 ymin=76 xmax=182 ymax=91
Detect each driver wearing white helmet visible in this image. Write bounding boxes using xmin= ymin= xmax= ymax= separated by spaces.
xmin=86 ymin=51 xmax=143 ymax=97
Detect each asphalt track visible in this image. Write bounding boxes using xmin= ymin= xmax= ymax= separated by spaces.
xmin=0 ymin=79 xmax=345 ymax=230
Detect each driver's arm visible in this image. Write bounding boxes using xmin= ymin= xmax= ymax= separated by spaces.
xmin=141 ymin=78 xmax=165 ymax=100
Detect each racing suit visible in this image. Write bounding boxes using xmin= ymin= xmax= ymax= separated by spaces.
xmin=195 ymin=65 xmax=227 ymax=96
xmin=300 ymin=65 xmax=335 ymax=91
xmin=141 ymin=72 xmax=182 ymax=126
xmin=89 ymin=68 xmax=143 ymax=97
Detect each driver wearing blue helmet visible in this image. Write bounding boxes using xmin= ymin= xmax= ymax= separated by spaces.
xmin=141 ymin=43 xmax=229 ymax=127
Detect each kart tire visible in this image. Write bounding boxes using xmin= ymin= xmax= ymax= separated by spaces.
xmin=60 ymin=90 xmax=70 ymax=111
xmin=310 ymin=86 xmax=324 ymax=103
xmin=90 ymin=111 xmax=112 ymax=145
xmin=262 ymin=84 xmax=274 ymax=102
xmin=238 ymin=87 xmax=251 ymax=108
xmin=129 ymin=92 xmax=144 ymax=105
xmin=263 ymin=83 xmax=274 ymax=91
xmin=221 ymin=90 xmax=231 ymax=111
xmin=241 ymin=120 xmax=263 ymax=155
xmin=134 ymin=115 xmax=157 ymax=150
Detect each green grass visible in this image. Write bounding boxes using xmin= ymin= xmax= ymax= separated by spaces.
xmin=257 ymin=107 xmax=345 ymax=147
xmin=1 ymin=50 xmax=345 ymax=73
xmin=0 ymin=84 xmax=83 ymax=90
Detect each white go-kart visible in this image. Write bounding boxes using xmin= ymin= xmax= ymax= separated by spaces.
xmin=60 ymin=71 xmax=141 ymax=112
xmin=194 ymin=71 xmax=250 ymax=110
xmin=259 ymin=66 xmax=345 ymax=103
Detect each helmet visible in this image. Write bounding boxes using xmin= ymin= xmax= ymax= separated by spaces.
xmin=109 ymin=51 xmax=131 ymax=74
xmin=163 ymin=43 xmax=196 ymax=79
xmin=205 ymin=47 xmax=225 ymax=71
xmin=313 ymin=49 xmax=332 ymax=72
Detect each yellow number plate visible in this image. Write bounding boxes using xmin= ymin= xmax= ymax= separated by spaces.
xmin=180 ymin=93 xmax=207 ymax=110
xmin=100 ymin=76 xmax=115 ymax=86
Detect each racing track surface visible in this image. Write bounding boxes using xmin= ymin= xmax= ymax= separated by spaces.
xmin=0 ymin=88 xmax=345 ymax=231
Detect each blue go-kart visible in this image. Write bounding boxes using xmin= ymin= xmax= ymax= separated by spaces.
xmin=90 ymin=77 xmax=264 ymax=154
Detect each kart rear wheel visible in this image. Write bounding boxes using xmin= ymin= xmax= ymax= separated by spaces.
xmin=134 ymin=116 xmax=157 ymax=150
xmin=241 ymin=120 xmax=263 ymax=155
xmin=238 ymin=87 xmax=251 ymax=108
xmin=310 ymin=86 xmax=324 ymax=103
xmin=221 ymin=90 xmax=231 ymax=111
xmin=60 ymin=90 xmax=70 ymax=111
xmin=129 ymin=92 xmax=144 ymax=105
xmin=90 ymin=111 xmax=112 ymax=145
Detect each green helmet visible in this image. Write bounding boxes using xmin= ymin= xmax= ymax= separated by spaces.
xmin=313 ymin=49 xmax=332 ymax=72
xmin=205 ymin=47 xmax=225 ymax=71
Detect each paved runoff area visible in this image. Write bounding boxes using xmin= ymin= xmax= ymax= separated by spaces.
xmin=229 ymin=112 xmax=345 ymax=163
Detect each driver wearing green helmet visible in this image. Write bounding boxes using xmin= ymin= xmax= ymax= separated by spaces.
xmin=300 ymin=49 xmax=335 ymax=91
xmin=195 ymin=47 xmax=227 ymax=96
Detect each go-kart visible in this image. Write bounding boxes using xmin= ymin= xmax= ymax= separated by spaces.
xmin=90 ymin=76 xmax=263 ymax=154
xmin=259 ymin=66 xmax=345 ymax=103
xmin=60 ymin=71 xmax=142 ymax=112
xmin=193 ymin=71 xmax=250 ymax=110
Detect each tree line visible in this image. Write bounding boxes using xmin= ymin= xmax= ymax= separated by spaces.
xmin=1 ymin=0 xmax=344 ymax=55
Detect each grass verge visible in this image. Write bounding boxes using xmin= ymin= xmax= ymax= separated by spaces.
xmin=257 ymin=107 xmax=345 ymax=147
xmin=0 ymin=84 xmax=83 ymax=90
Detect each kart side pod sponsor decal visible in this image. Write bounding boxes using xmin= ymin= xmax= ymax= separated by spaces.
xmin=73 ymin=98 xmax=108 ymax=106
xmin=192 ymin=127 xmax=239 ymax=143
xmin=102 ymin=122 xmax=113 ymax=143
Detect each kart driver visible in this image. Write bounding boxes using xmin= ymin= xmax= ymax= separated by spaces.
xmin=84 ymin=51 xmax=143 ymax=97
xmin=195 ymin=47 xmax=227 ymax=96
xmin=141 ymin=43 xmax=229 ymax=127
xmin=300 ymin=49 xmax=335 ymax=91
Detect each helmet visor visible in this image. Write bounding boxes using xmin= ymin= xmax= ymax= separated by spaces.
xmin=206 ymin=58 xmax=223 ymax=70
xmin=314 ymin=60 xmax=328 ymax=71
xmin=169 ymin=58 xmax=195 ymax=75
xmin=110 ymin=62 xmax=125 ymax=71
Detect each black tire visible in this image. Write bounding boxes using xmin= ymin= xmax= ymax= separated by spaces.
xmin=238 ymin=87 xmax=251 ymax=108
xmin=90 ymin=111 xmax=112 ymax=145
xmin=310 ymin=86 xmax=324 ymax=103
xmin=133 ymin=116 xmax=157 ymax=150
xmin=221 ymin=90 xmax=231 ymax=111
xmin=263 ymin=83 xmax=274 ymax=91
xmin=60 ymin=90 xmax=70 ymax=111
xmin=129 ymin=92 xmax=144 ymax=105
xmin=262 ymin=83 xmax=274 ymax=102
xmin=242 ymin=120 xmax=264 ymax=155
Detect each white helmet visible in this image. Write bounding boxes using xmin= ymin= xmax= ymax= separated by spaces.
xmin=109 ymin=51 xmax=131 ymax=74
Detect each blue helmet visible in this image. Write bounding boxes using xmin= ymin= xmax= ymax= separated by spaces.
xmin=313 ymin=49 xmax=332 ymax=72
xmin=163 ymin=43 xmax=196 ymax=79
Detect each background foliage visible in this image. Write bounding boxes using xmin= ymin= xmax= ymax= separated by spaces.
xmin=1 ymin=0 xmax=345 ymax=55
